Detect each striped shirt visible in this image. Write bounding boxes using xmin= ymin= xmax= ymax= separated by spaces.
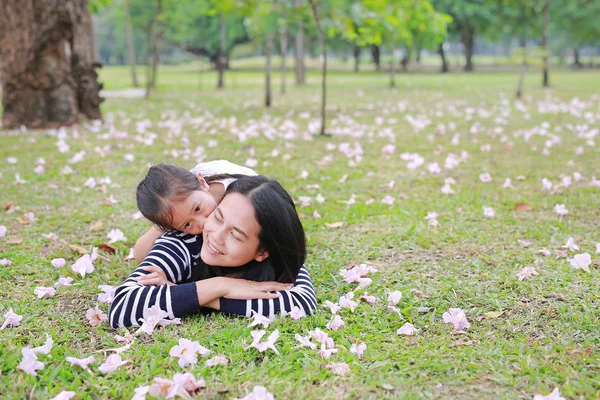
xmin=109 ymin=231 xmax=317 ymax=328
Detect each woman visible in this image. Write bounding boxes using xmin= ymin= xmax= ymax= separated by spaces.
xmin=109 ymin=176 xmax=317 ymax=328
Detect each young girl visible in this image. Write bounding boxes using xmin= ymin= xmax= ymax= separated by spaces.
xmin=133 ymin=160 xmax=258 ymax=264
xmin=109 ymin=175 xmax=317 ymax=328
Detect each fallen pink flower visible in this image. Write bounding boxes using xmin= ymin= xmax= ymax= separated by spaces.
xmin=325 ymin=362 xmax=350 ymax=376
xmin=295 ymin=334 xmax=318 ymax=350
xmin=569 ymin=253 xmax=592 ymax=272
xmin=19 ymin=348 xmax=44 ymax=376
xmin=115 ymin=331 xmax=134 ymax=343
xmin=66 ymin=355 xmax=95 ymax=370
xmin=1 ymin=308 xmax=23 ymax=329
xmin=169 ymin=338 xmax=210 ymax=368
xmin=71 ymin=254 xmax=94 ymax=278
xmin=107 ymin=229 xmax=127 ymax=244
xmin=32 ymin=334 xmax=54 ymax=355
xmin=397 ymin=322 xmax=416 ymax=336
xmin=0 ymin=225 xmax=6 ymax=238
xmin=55 ymin=277 xmax=73 ymax=287
xmin=34 ymin=286 xmax=56 ymax=299
xmin=245 ymin=330 xmax=280 ymax=354
xmin=173 ymin=372 xmax=206 ymax=392
xmin=537 ymin=248 xmax=551 ymax=257
xmin=205 ymin=355 xmax=229 ymax=367
xmin=339 ymin=292 xmax=358 ymax=312
xmin=148 ymin=377 xmax=178 ymax=399
xmin=563 ymin=237 xmax=579 ymax=252
xmin=97 ymin=285 xmax=117 ymax=304
xmin=289 ymin=306 xmax=305 ymax=320
xmin=136 ymin=305 xmax=169 ymax=335
xmin=248 ymin=310 xmax=275 ymax=328
xmin=555 ymin=249 xmax=568 ymax=259
xmin=98 ymin=354 xmax=127 ymax=374
xmin=234 ymin=385 xmax=274 ymax=400
xmin=318 ymin=342 xmax=338 ymax=359
xmin=86 ymin=307 xmax=108 ymax=327
xmin=516 ymin=266 xmax=539 ymax=281
xmin=0 ymin=258 xmax=12 ymax=266
xmin=387 ymin=291 xmax=403 ymax=306
xmin=533 ymin=388 xmax=566 ymax=400
xmin=326 ymin=315 xmax=345 ymax=331
xmin=323 ymin=300 xmax=341 ymax=314
xmin=51 ymin=258 xmax=66 ymax=268
xmin=350 ymin=342 xmax=367 ymax=358
xmin=358 ymin=292 xmax=377 ymax=303
xmin=131 ymin=386 xmax=149 ymax=400
xmin=49 ymin=391 xmax=76 ymax=400
xmin=309 ymin=328 xmax=330 ymax=344
xmin=442 ymin=308 xmax=470 ymax=332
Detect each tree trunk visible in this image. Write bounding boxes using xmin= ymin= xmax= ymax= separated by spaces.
xmin=265 ymin=31 xmax=274 ymax=107
xmin=124 ymin=0 xmax=138 ymax=87
xmin=279 ymin=23 xmax=287 ymax=94
xmin=389 ymin=44 xmax=396 ymax=88
xmin=217 ymin=13 xmax=227 ymax=89
xmin=294 ymin=0 xmax=306 ymax=85
xmin=371 ymin=45 xmax=381 ymax=71
xmin=516 ymin=37 xmax=527 ymax=99
xmin=353 ymin=45 xmax=361 ymax=72
xmin=308 ymin=0 xmax=327 ymax=136
xmin=400 ymin=48 xmax=411 ymax=71
xmin=145 ymin=0 xmax=162 ymax=98
xmin=573 ymin=48 xmax=583 ymax=68
xmin=541 ymin=0 xmax=550 ymax=87
xmin=462 ymin=24 xmax=475 ymax=72
xmin=438 ymin=43 xmax=449 ymax=73
xmin=0 ymin=0 xmax=103 ymax=129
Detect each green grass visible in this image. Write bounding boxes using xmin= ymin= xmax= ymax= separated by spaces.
xmin=1 ymin=66 xmax=599 ymax=399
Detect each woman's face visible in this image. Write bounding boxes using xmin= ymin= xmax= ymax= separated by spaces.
xmin=169 ymin=189 xmax=217 ymax=235
xmin=201 ymin=192 xmax=268 ymax=267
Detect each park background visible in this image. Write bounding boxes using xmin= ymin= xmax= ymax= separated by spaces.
xmin=0 ymin=0 xmax=599 ymax=399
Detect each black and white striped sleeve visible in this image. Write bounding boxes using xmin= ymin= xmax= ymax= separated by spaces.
xmin=109 ymin=232 xmax=201 ymax=328
xmin=219 ymin=265 xmax=317 ymax=318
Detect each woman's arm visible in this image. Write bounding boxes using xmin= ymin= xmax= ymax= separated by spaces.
xmin=133 ymin=226 xmax=164 ymax=264
xmin=214 ymin=266 xmax=317 ymax=318
xmin=109 ymin=232 xmax=200 ymax=328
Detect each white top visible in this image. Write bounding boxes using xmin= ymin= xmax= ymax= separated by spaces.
xmin=190 ymin=160 xmax=258 ymax=190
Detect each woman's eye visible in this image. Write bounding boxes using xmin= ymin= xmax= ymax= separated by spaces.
xmin=195 ymin=206 xmax=200 ymax=212
xmin=230 ymin=232 xmax=242 ymax=242
xmin=184 ymin=222 xmax=191 ymax=229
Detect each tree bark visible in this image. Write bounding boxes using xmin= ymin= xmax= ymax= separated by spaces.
xmin=371 ymin=45 xmax=381 ymax=71
xmin=573 ymin=48 xmax=583 ymax=68
xmin=516 ymin=37 xmax=527 ymax=99
xmin=541 ymin=0 xmax=550 ymax=87
xmin=389 ymin=44 xmax=396 ymax=88
xmin=307 ymin=0 xmax=327 ymax=136
xmin=294 ymin=0 xmax=306 ymax=84
xmin=279 ymin=23 xmax=287 ymax=94
xmin=217 ymin=13 xmax=227 ymax=89
xmin=353 ymin=45 xmax=361 ymax=72
xmin=0 ymin=0 xmax=103 ymax=129
xmin=400 ymin=48 xmax=411 ymax=71
xmin=438 ymin=43 xmax=449 ymax=73
xmin=145 ymin=0 xmax=162 ymax=98
xmin=462 ymin=24 xmax=475 ymax=72
xmin=124 ymin=0 xmax=138 ymax=87
xmin=265 ymin=31 xmax=274 ymax=107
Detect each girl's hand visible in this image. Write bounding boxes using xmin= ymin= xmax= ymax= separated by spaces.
xmin=220 ymin=277 xmax=293 ymax=300
xmin=136 ymin=266 xmax=174 ymax=286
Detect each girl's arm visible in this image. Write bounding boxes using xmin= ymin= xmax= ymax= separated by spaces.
xmin=210 ymin=266 xmax=317 ymax=318
xmin=133 ymin=226 xmax=165 ymax=264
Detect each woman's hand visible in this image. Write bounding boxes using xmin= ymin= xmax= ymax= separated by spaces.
xmin=136 ymin=266 xmax=174 ymax=286
xmin=219 ymin=277 xmax=293 ymax=300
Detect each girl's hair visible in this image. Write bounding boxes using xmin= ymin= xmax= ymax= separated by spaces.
xmin=201 ymin=175 xmax=306 ymax=284
xmin=136 ymin=164 xmax=244 ymax=231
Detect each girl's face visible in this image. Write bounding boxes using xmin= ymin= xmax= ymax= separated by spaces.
xmin=201 ymin=192 xmax=268 ymax=267
xmin=169 ymin=189 xmax=217 ymax=235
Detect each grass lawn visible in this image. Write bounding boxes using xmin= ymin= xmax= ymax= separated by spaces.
xmin=1 ymin=65 xmax=599 ymax=399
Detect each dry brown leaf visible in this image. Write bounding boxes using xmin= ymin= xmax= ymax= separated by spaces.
xmin=69 ymin=244 xmax=89 ymax=254
xmin=18 ymin=215 xmax=32 ymax=224
xmin=484 ymin=311 xmax=506 ymax=319
xmin=99 ymin=243 xmax=116 ymax=254
xmin=515 ymin=203 xmax=533 ymax=212
xmin=7 ymin=237 xmax=23 ymax=244
xmin=90 ymin=220 xmax=104 ymax=232
xmin=410 ymin=288 xmax=431 ymax=298
xmin=325 ymin=222 xmax=344 ymax=229
xmin=454 ymin=339 xmax=476 ymax=346
xmin=4 ymin=203 xmax=16 ymax=211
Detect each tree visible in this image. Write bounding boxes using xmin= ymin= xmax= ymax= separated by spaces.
xmin=307 ymin=0 xmax=328 ymax=135
xmin=123 ymin=0 xmax=139 ymax=87
xmin=431 ymin=0 xmax=500 ymax=72
xmin=0 ymin=0 xmax=104 ymax=129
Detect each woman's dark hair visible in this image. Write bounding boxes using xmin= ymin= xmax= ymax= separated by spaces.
xmin=201 ymin=175 xmax=306 ymax=284
xmin=136 ymin=163 xmax=244 ymax=231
